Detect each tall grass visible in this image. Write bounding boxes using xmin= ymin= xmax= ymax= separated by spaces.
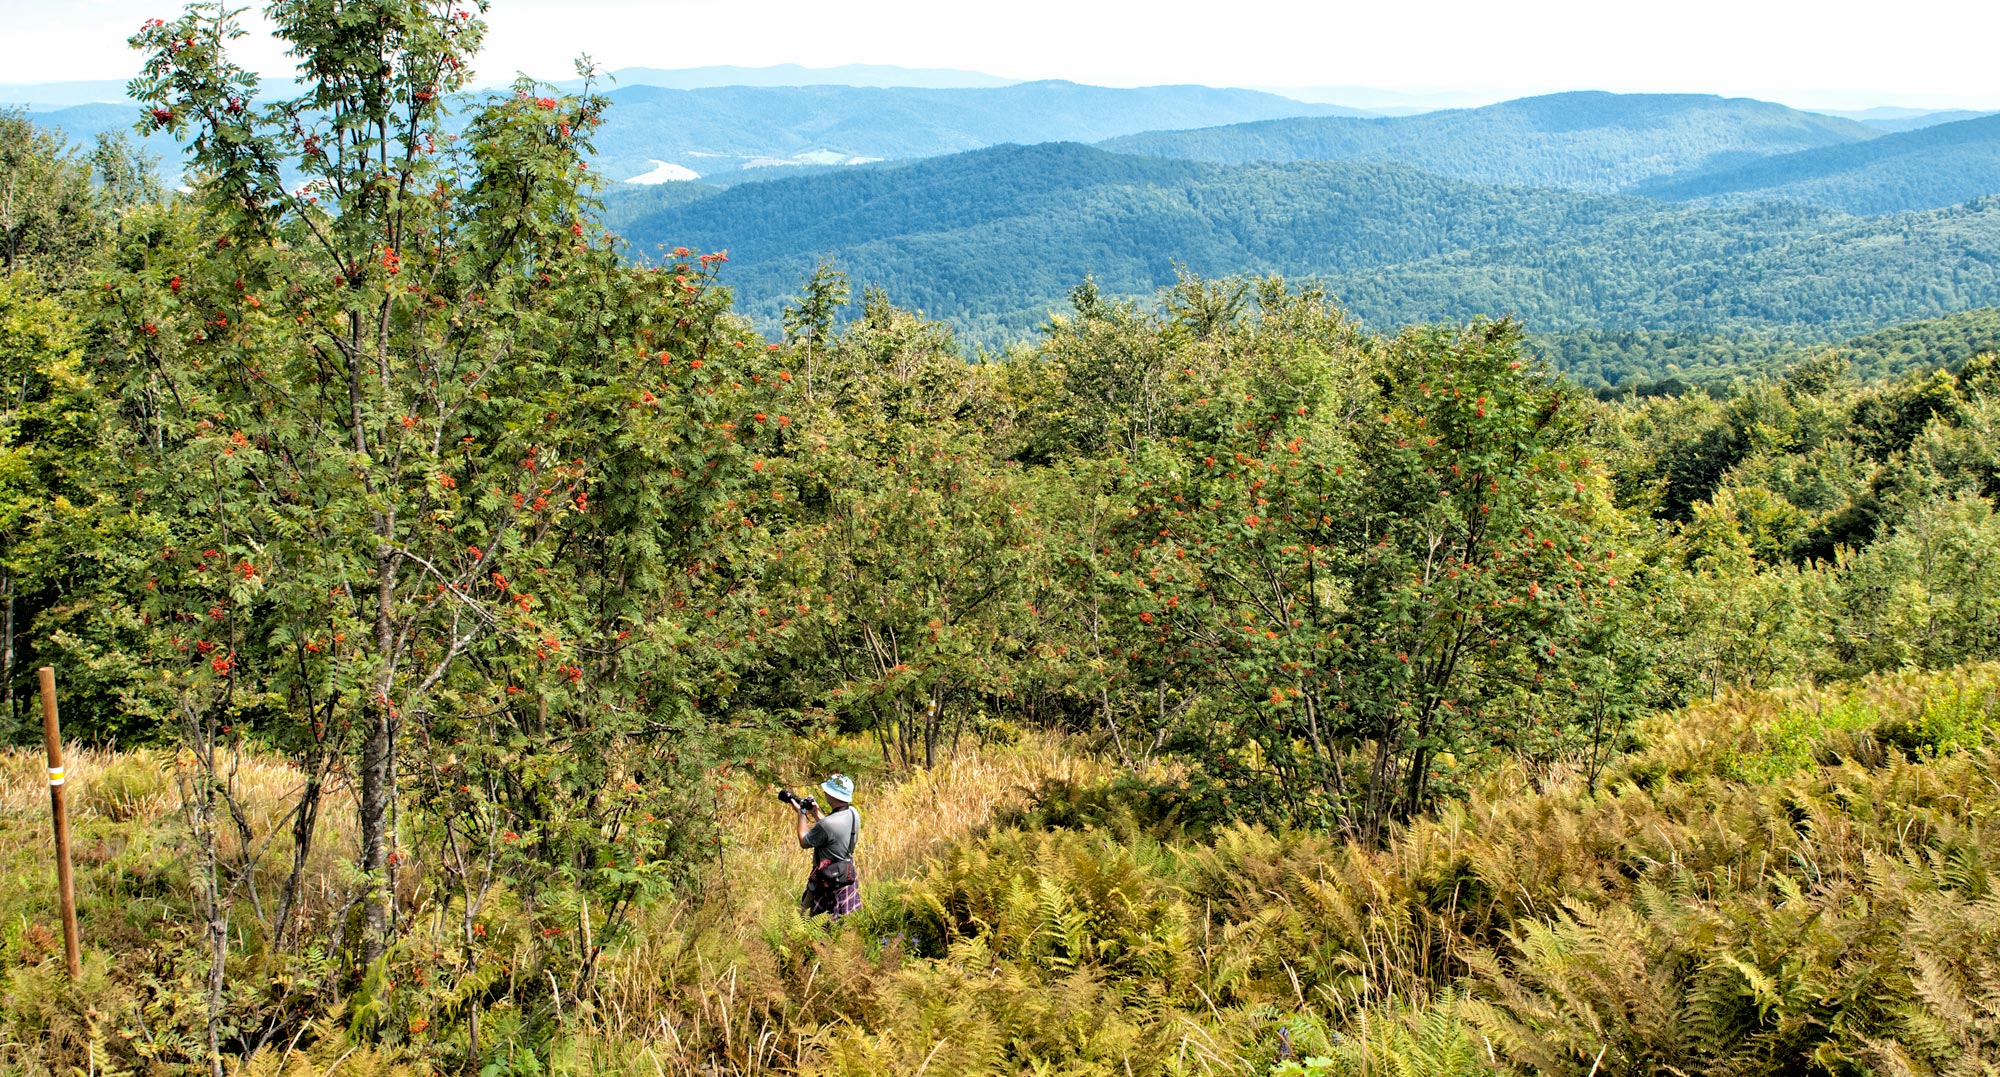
xmin=585 ymin=733 xmax=1126 ymax=1075
xmin=6 ymin=665 xmax=2000 ymax=1075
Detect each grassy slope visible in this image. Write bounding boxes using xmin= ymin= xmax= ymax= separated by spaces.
xmin=8 ymin=666 xmax=2000 ymax=1074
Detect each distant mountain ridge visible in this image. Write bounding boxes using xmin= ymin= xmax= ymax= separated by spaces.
xmin=1098 ymin=92 xmax=1879 ymax=193
xmin=21 ymin=78 xmax=1351 ymax=185
xmin=578 ymin=81 xmax=1357 ymax=182
xmin=26 ymin=78 xmax=2000 ymax=225
xmin=603 ymin=141 xmax=2000 ymax=350
xmin=1815 ymin=107 xmax=1998 ymax=133
xmin=1 ymin=63 xmax=1021 ymax=109
xmin=1638 ymin=113 xmax=2000 ymax=214
xmin=0 ymin=79 xmax=138 ymax=109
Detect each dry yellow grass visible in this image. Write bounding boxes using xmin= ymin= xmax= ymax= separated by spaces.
xmin=0 ymin=730 xmax=1101 ymax=963
xmin=0 ymin=729 xmax=1109 ymax=1076
xmin=721 ymin=732 xmax=1120 ymax=901
xmin=581 ymin=731 xmax=1121 ymax=1074
xmin=0 ymin=742 xmax=363 ymax=939
xmin=0 ymin=744 xmax=169 ymax=818
xmin=0 ymin=744 xmax=344 ymax=827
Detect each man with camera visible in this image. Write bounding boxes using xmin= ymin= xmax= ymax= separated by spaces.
xmin=780 ymin=774 xmax=861 ymax=918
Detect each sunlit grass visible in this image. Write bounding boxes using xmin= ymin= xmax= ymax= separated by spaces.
xmin=9 ymin=667 xmax=2000 ymax=1074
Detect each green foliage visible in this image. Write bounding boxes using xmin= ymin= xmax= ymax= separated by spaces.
xmin=1542 ymin=308 xmax=2000 ymax=391
xmin=32 ymin=2 xmax=794 ymax=1067
xmin=1070 ymin=298 xmax=1643 ymax=835
xmin=0 ymin=110 xmax=109 ymax=281
xmin=0 ymin=114 xmax=158 ymax=743
xmin=1005 ymin=772 xmax=1232 ymax=843
xmin=1840 ymin=307 xmax=2000 ymax=378
xmin=0 ymin=273 xmax=148 ymax=743
xmin=1599 ymin=349 xmax=2000 ymax=699
xmin=1830 ymin=490 xmax=2000 ymax=672
xmin=750 ymin=289 xmax=1041 ymax=766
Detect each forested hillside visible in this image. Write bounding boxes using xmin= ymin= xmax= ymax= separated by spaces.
xmin=1537 ymin=306 xmax=2000 ymax=391
xmin=1098 ymin=92 xmax=1876 ymax=192
xmin=1638 ymin=112 xmax=2000 ymax=213
xmin=607 ymin=141 xmax=2000 ymax=358
xmin=1840 ymin=305 xmax=2000 ymax=372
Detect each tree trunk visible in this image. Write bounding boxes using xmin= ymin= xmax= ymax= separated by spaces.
xmin=358 ymin=539 xmax=398 ymax=967
xmin=274 ymin=751 xmax=325 ymax=950
xmin=357 ymin=701 xmax=392 ymax=968
xmin=1364 ymin=730 xmax=1399 ymax=845
xmin=2 ymin=567 xmax=14 ymax=739
xmin=1101 ymin=686 xmax=1132 ymax=769
xmin=1400 ymin=742 xmax=1432 ymax=821
xmin=923 ymin=693 xmax=939 ymax=769
xmin=206 ymin=882 xmax=228 ymax=1077
xmin=183 ymin=710 xmax=228 ymax=1077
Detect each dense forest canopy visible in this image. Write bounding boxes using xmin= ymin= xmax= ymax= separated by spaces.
xmin=1542 ymin=307 xmax=2000 ymax=395
xmin=4 ymin=4 xmax=2000 ymax=1076
xmin=1634 ymin=112 xmax=2000 ymax=213
xmin=1098 ymin=91 xmax=1878 ymax=192
xmin=1100 ymin=95 xmax=2000 ymax=215
xmin=603 ymin=142 xmax=2000 ymax=362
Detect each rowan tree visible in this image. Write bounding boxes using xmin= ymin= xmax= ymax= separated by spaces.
xmin=99 ymin=0 xmax=763 ymax=1059
xmin=1113 ymin=309 xmax=1640 ymax=837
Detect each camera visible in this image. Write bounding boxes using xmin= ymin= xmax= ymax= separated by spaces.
xmin=776 ymin=788 xmax=819 ymax=816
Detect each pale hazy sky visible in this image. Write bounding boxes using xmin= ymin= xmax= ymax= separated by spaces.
xmin=4 ymin=0 xmax=1997 ymax=110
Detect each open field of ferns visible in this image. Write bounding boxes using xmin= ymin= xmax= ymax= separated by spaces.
xmin=3 ymin=663 xmax=1998 ymax=1076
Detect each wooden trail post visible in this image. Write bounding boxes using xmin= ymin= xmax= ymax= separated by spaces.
xmin=38 ymin=667 xmax=82 ymax=979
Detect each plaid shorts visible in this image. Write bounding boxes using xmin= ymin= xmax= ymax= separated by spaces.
xmin=803 ymin=873 xmax=862 ymax=919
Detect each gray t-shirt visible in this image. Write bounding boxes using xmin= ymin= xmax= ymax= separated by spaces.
xmin=803 ymin=806 xmax=859 ymax=863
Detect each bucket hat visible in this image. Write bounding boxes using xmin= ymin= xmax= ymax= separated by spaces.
xmin=820 ymin=773 xmax=855 ymax=804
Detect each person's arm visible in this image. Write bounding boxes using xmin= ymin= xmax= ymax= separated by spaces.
xmin=796 ymin=804 xmax=823 ymax=849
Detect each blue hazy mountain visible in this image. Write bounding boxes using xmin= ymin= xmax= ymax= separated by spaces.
xmin=1639 ymin=113 xmax=2000 ymax=214
xmin=1 ymin=63 xmax=1017 ymax=109
xmin=1098 ymin=92 xmax=1879 ymax=192
xmin=23 ymin=80 xmax=1351 ymax=185
xmin=578 ymin=81 xmax=1357 ymax=182
xmin=20 ymin=102 xmax=187 ymax=178
xmin=1817 ymin=107 xmax=1998 ymax=133
xmin=602 ymin=141 xmax=2000 ymax=346
xmin=0 ymin=79 xmax=137 ymax=109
